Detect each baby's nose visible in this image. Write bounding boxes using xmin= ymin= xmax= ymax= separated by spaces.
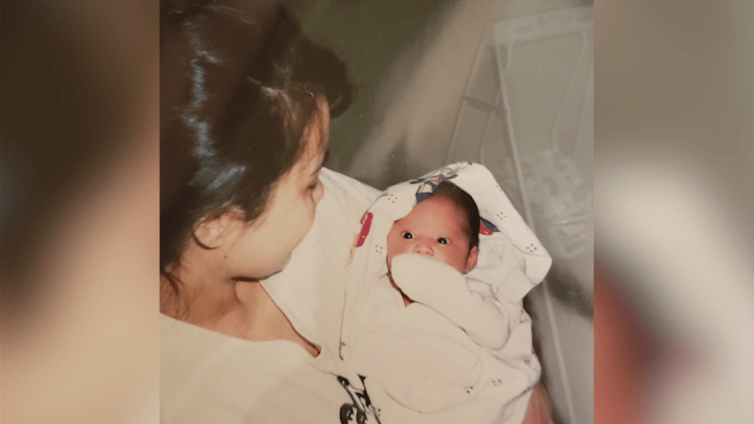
xmin=413 ymin=243 xmax=433 ymax=257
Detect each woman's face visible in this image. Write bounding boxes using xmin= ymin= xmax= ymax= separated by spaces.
xmin=222 ymin=96 xmax=331 ymax=280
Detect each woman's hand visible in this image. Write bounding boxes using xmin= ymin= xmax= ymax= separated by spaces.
xmin=522 ymin=383 xmax=554 ymax=424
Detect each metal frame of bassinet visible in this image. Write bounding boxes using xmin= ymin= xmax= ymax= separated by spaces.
xmin=444 ymin=7 xmax=593 ymax=424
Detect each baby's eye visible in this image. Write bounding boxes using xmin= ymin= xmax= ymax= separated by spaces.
xmin=437 ymin=237 xmax=448 ymax=244
xmin=402 ymin=232 xmax=413 ymax=239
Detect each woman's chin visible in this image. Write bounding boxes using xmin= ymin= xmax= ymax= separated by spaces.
xmin=280 ymin=253 xmax=293 ymax=269
xmin=266 ymin=255 xmax=293 ymax=279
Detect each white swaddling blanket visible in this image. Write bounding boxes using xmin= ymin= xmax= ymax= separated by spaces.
xmin=339 ymin=162 xmax=552 ymax=424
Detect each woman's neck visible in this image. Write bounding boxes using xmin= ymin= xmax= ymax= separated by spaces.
xmin=161 ymin=241 xmax=240 ymax=320
xmin=161 ymin=245 xmax=319 ymax=356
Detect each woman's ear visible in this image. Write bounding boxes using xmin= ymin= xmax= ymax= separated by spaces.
xmin=193 ymin=212 xmax=236 ymax=249
xmin=464 ymin=245 xmax=479 ymax=273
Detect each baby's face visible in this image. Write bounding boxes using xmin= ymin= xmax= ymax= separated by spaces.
xmin=387 ymin=195 xmax=477 ymax=274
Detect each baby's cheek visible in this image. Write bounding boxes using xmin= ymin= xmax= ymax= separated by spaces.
xmin=385 ymin=235 xmax=396 ymax=255
xmin=387 ymin=242 xmax=407 ymax=261
xmin=450 ymin=251 xmax=469 ymax=272
xmin=385 ymin=241 xmax=394 ymax=258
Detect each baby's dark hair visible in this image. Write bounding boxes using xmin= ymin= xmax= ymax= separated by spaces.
xmin=426 ymin=180 xmax=480 ymax=248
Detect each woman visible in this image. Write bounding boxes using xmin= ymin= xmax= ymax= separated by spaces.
xmin=160 ymin=0 xmax=342 ymax=350
xmin=160 ymin=1 xmax=553 ymax=422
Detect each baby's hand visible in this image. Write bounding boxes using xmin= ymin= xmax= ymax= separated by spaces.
xmin=391 ymin=253 xmax=509 ymax=349
xmin=390 ymin=254 xmax=468 ymax=314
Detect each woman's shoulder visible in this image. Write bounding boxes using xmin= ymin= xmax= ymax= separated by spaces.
xmin=319 ymin=168 xmax=380 ymax=215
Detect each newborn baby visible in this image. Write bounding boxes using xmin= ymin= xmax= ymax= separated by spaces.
xmin=343 ymin=180 xmax=521 ymax=417
xmin=340 ymin=163 xmax=549 ymax=424
xmin=385 ymin=181 xmax=509 ymax=349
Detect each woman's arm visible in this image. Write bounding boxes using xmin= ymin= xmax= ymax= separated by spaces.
xmin=522 ymin=383 xmax=554 ymax=424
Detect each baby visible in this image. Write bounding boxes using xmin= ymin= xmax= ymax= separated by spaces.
xmin=344 ymin=180 xmax=514 ymax=416
xmin=385 ymin=181 xmax=509 ymax=350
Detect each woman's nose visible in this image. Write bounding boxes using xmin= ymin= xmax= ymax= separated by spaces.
xmin=413 ymin=243 xmax=433 ymax=257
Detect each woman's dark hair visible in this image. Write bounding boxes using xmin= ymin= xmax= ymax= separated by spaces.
xmin=426 ymin=181 xmax=481 ymax=249
xmin=160 ymin=0 xmax=353 ymax=284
